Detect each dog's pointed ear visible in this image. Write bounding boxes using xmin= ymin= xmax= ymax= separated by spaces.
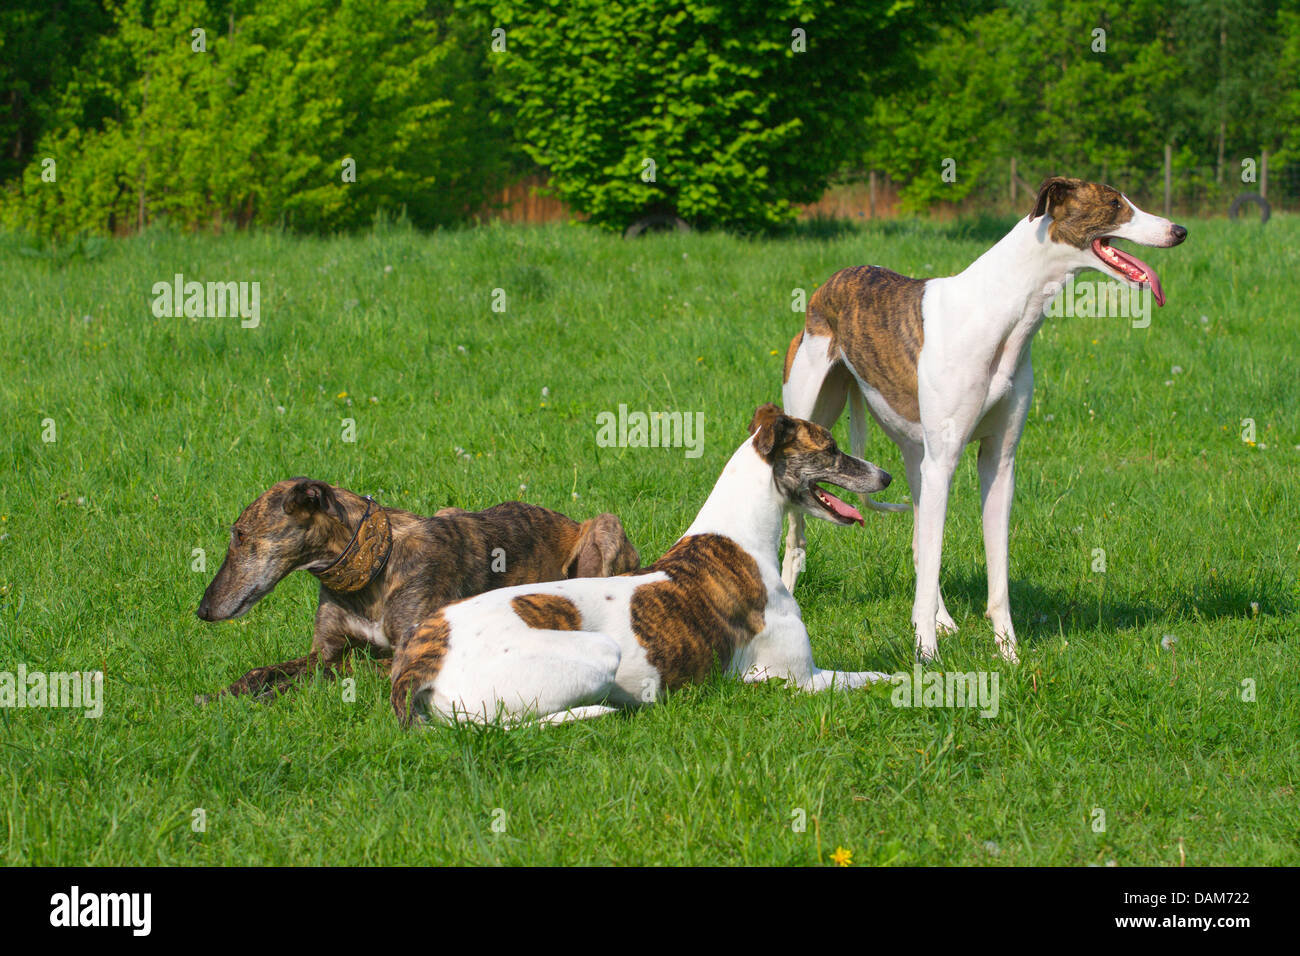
xmin=564 ymin=513 xmax=640 ymax=579
xmin=283 ymin=478 xmax=341 ymax=519
xmin=1029 ymin=176 xmax=1079 ymax=221
xmin=748 ymin=403 xmax=792 ymax=458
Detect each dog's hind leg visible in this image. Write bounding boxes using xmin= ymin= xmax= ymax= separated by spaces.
xmin=536 ymin=705 xmax=620 ymax=725
xmin=780 ymin=331 xmax=850 ymax=590
xmin=393 ymin=618 xmax=622 ymax=727
xmin=798 ymin=667 xmax=892 ymax=692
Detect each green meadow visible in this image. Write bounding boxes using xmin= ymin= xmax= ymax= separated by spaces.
xmin=0 ymin=215 xmax=1296 ymax=865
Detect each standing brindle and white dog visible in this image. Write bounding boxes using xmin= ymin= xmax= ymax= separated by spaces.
xmin=780 ymin=177 xmax=1187 ymax=663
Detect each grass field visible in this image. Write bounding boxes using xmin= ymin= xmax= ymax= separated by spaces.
xmin=1 ymin=214 xmax=1297 ymax=866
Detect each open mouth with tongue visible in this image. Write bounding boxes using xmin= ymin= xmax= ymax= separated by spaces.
xmin=812 ymin=483 xmax=864 ymax=525
xmin=1092 ymin=238 xmax=1165 ymax=306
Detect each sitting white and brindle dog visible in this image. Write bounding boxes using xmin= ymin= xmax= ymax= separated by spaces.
xmin=390 ymin=404 xmax=893 ymax=726
xmin=780 ymin=177 xmax=1187 ymax=663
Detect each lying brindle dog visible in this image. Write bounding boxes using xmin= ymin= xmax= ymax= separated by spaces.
xmin=195 ymin=478 xmax=640 ymax=701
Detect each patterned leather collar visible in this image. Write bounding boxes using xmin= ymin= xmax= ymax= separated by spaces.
xmin=314 ymin=496 xmax=393 ymax=592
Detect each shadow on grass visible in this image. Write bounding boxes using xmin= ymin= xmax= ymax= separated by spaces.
xmin=921 ymin=567 xmax=1292 ymax=644
xmin=814 ymin=560 xmax=1292 ymax=663
xmin=769 ymin=212 xmax=1022 ymax=247
xmin=877 ymin=213 xmax=1020 ymax=244
xmin=778 ymin=216 xmax=865 ymax=241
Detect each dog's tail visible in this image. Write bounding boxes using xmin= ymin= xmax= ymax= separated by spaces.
xmin=849 ymin=386 xmax=910 ymax=513
xmin=861 ymin=496 xmax=909 ymax=513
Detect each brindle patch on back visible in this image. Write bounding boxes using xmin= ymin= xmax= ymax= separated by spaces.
xmin=629 ymin=534 xmax=766 ymax=691
xmin=1032 ymin=177 xmax=1134 ymax=248
xmin=389 ymin=612 xmax=451 ymax=725
xmin=511 ymin=593 xmax=583 ymax=631
xmin=807 ymin=266 xmax=926 ymax=422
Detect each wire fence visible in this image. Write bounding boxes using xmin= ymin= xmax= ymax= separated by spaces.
xmin=805 ymin=154 xmax=1297 ymax=222
xmin=486 ymin=155 xmax=1297 ymax=225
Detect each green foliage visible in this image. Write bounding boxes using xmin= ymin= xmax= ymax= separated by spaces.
xmin=3 ymin=1 xmax=1298 ymax=232
xmin=3 ymin=0 xmax=511 ymax=237
xmin=0 ymin=0 xmax=111 ymax=183
xmin=482 ymin=0 xmax=938 ymax=232
xmin=865 ymin=0 xmax=1298 ymax=211
xmin=1277 ymin=8 xmax=1300 ymax=171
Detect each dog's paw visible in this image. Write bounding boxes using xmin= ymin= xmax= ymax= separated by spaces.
xmin=914 ymin=642 xmax=941 ymax=664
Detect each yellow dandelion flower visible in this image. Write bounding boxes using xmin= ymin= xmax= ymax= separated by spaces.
xmin=830 ymin=846 xmax=852 ymax=867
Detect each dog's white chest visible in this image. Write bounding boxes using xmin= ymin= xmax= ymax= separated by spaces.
xmin=346 ymin=615 xmax=391 ymax=652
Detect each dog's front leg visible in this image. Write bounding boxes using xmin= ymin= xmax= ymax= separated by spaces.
xmin=977 ymin=364 xmax=1032 ymax=663
xmin=200 ymin=651 xmax=347 ymax=703
xmin=978 ymin=444 xmax=1019 ymax=663
xmin=199 ymin=620 xmax=358 ymax=704
xmin=912 ymin=453 xmax=954 ymax=662
xmin=912 ymin=385 xmax=979 ymax=660
xmin=780 ymin=511 xmax=807 ymax=591
xmin=745 ymin=615 xmax=890 ymax=692
xmin=902 ymin=442 xmax=958 ymax=635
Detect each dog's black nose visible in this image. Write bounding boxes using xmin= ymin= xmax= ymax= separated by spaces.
xmin=879 ymin=470 xmax=892 ymax=488
xmin=1170 ymin=224 xmax=1187 ymax=244
xmin=196 ymin=600 xmax=211 ymax=621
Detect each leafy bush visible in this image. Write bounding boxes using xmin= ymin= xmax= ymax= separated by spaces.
xmin=3 ymin=0 xmax=512 ymax=237
xmin=483 ymin=0 xmax=936 ymax=232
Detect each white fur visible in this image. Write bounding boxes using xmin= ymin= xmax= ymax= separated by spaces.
xmin=405 ymin=437 xmax=890 ymax=726
xmin=783 ymin=195 xmax=1183 ymax=663
xmin=343 ymin=614 xmax=391 ymax=653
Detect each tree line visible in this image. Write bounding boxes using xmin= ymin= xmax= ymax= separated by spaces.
xmin=2 ymin=0 xmax=1295 ymax=237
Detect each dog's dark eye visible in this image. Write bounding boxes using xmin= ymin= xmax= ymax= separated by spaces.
xmin=1110 ymin=199 xmax=1120 ymax=209
xmin=231 ymin=527 xmax=245 ymax=547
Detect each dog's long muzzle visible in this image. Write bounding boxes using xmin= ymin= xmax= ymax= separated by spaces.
xmin=806 ymin=456 xmax=892 ymax=525
xmin=838 ymin=455 xmax=892 ymax=495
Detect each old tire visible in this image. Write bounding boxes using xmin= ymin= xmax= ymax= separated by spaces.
xmin=1228 ymin=193 xmax=1270 ymax=223
xmin=624 ymin=214 xmax=690 ymax=239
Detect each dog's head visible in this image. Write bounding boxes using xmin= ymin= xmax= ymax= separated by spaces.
xmin=196 ymin=478 xmax=355 ymax=621
xmin=1029 ymin=176 xmax=1187 ymax=306
xmin=748 ymin=403 xmax=891 ymax=525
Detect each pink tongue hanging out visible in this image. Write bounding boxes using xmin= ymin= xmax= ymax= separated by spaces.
xmin=1092 ymin=239 xmax=1166 ymax=306
xmin=814 ymin=486 xmax=864 ymax=524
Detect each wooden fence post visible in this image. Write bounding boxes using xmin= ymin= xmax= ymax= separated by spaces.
xmin=1170 ymin=143 xmax=1180 ymax=218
